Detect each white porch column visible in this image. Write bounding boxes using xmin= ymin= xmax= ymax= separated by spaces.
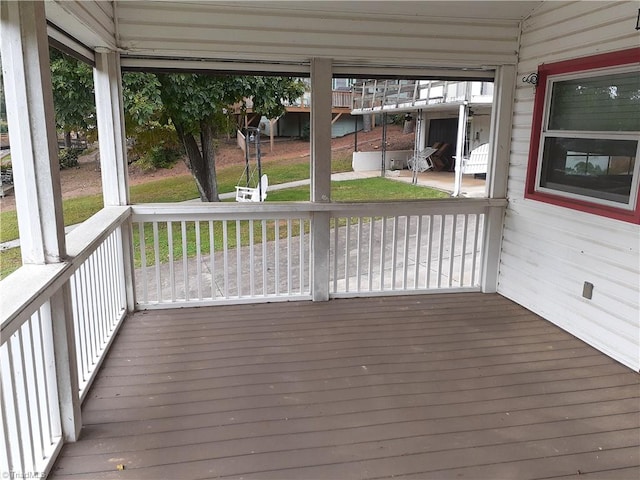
xmin=310 ymin=57 xmax=332 ymax=301
xmin=0 ymin=0 xmax=81 ymax=440
xmin=93 ymin=50 xmax=130 ymax=206
xmin=93 ymin=50 xmax=136 ymax=310
xmin=481 ymin=65 xmax=516 ymax=293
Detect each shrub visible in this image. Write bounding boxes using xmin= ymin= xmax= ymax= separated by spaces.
xmin=135 ymin=144 xmax=182 ymax=171
xmin=58 ymin=147 xmax=83 ymax=169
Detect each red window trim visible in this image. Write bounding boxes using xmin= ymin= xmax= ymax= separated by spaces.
xmin=524 ymin=47 xmax=640 ymax=224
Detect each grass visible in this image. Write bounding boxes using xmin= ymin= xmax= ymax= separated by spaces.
xmin=0 ymin=154 xmax=445 ymax=279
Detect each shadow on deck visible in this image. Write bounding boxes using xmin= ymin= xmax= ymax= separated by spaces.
xmin=50 ymin=293 xmax=639 ymax=479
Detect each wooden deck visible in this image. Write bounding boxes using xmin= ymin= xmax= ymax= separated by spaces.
xmin=50 ymin=293 xmax=640 ymax=479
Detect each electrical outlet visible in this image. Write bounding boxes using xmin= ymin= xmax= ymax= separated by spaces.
xmin=582 ymin=282 xmax=594 ymax=299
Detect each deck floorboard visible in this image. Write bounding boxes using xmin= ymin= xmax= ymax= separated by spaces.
xmin=50 ymin=293 xmax=640 ymax=479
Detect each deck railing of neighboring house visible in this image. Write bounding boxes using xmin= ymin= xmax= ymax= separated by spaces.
xmin=351 ymin=80 xmax=494 ymax=114
xmin=0 ymin=198 xmax=505 ymax=477
xmin=0 ymin=207 xmax=130 ymax=477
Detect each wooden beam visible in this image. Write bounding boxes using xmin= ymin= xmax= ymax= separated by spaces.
xmin=331 ymin=112 xmax=343 ymax=125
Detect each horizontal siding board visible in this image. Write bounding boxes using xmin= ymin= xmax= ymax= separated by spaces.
xmin=117 ymin=6 xmax=520 ymax=39
xmin=119 ymin=25 xmax=517 ymax=55
xmin=502 ymin=0 xmax=640 ymax=371
xmin=114 ymin=1 xmax=521 ymax=66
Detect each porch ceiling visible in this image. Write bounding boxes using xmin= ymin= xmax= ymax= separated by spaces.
xmin=45 ymin=0 xmax=544 ymax=73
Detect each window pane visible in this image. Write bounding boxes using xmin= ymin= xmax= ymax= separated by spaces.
xmin=540 ymin=137 xmax=637 ymax=204
xmin=548 ymin=71 xmax=640 ymax=132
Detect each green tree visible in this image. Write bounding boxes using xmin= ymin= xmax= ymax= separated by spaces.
xmin=49 ymin=49 xmax=95 ymax=147
xmin=156 ymin=74 xmax=304 ymax=201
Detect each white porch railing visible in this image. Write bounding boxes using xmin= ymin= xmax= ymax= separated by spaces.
xmin=131 ymin=204 xmax=313 ymax=307
xmin=132 ymin=199 xmax=502 ymax=308
xmin=1 ymin=198 xmax=505 ymax=476
xmin=0 ymin=207 xmax=130 ymax=477
xmin=329 ymin=202 xmax=486 ymax=296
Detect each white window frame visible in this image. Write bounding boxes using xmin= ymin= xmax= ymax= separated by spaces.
xmin=534 ymin=64 xmax=640 ymax=211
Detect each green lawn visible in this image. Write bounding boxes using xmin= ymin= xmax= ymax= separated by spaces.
xmin=0 ymin=156 xmax=448 ymax=279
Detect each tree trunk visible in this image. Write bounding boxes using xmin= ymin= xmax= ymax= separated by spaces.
xmin=200 ymin=120 xmax=219 ymax=202
xmin=64 ymin=131 xmax=72 ymax=148
xmin=174 ymin=122 xmax=211 ymax=202
xmin=363 ymin=114 xmax=372 ymax=133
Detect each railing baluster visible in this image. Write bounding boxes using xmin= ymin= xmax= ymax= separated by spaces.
xmin=261 ymin=220 xmax=267 ymax=296
xmin=287 ymin=219 xmax=292 ymax=295
xmin=21 ymin=322 xmax=41 ymax=471
xmin=332 ymin=217 xmax=339 ymax=293
xmin=1 ymin=341 xmax=24 ymax=473
xmin=414 ymin=215 xmax=423 ymax=289
xmin=249 ymin=220 xmax=255 ymax=297
xmin=437 ymin=215 xmax=445 ymax=288
xmin=356 ymin=217 xmax=363 ymax=292
xmin=181 ymin=221 xmax=189 ymax=301
xmin=403 ymin=216 xmax=411 ymax=290
xmin=379 ymin=216 xmax=387 ymax=290
xmin=10 ymin=334 xmax=33 ymax=472
xmin=448 ymin=214 xmax=457 ymax=287
xmin=391 ymin=216 xmax=399 ymax=290
xmin=345 ymin=217 xmax=351 ymax=292
xmin=168 ymin=221 xmax=175 ymax=302
xmin=30 ymin=311 xmax=51 ymax=452
xmin=196 ymin=220 xmax=202 ymax=300
xmin=425 ymin=215 xmax=433 ymax=289
xmin=222 ymin=220 xmax=229 ymax=298
xmin=459 ymin=214 xmax=469 ymax=287
xmin=299 ymin=218 xmax=305 ymax=294
xmin=138 ymin=222 xmax=148 ymax=303
xmin=236 ymin=220 xmax=242 ymax=298
xmin=275 ymin=219 xmax=280 ymax=296
xmin=471 ymin=214 xmax=481 ymax=286
xmin=209 ymin=220 xmax=215 ymax=300
xmin=153 ymin=222 xmax=161 ymax=302
xmin=368 ymin=216 xmax=374 ymax=292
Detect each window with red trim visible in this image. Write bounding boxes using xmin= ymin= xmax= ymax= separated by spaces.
xmin=525 ymin=48 xmax=640 ymax=224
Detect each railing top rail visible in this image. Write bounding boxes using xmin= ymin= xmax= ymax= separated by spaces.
xmin=1 ymin=206 xmax=131 ymax=340
xmin=131 ymin=198 xmax=506 ymax=220
xmin=66 ymin=206 xmax=131 ymax=268
xmin=0 ymin=262 xmax=70 ymax=340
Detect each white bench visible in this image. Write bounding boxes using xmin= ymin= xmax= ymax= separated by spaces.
xmin=462 ymin=143 xmax=489 ymax=175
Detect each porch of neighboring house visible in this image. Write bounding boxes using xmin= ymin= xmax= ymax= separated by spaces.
xmin=50 ymin=293 xmax=640 ymax=479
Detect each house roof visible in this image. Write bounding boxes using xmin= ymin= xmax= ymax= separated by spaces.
xmin=45 ymin=0 xmax=543 ymax=75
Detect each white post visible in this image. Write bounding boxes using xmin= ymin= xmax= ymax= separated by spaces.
xmin=481 ymin=65 xmax=516 ymax=293
xmin=310 ymin=58 xmax=332 ymax=301
xmin=453 ymin=103 xmax=467 ymax=197
xmin=93 ymin=51 xmax=129 ymax=206
xmin=418 ymin=110 xmax=428 ymax=151
xmin=0 ymin=0 xmax=81 ymax=440
xmin=93 ymin=50 xmax=136 ymax=310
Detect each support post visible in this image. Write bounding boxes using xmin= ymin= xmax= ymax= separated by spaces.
xmin=453 ymin=103 xmax=467 ymax=197
xmin=310 ymin=58 xmax=332 ymax=301
xmin=93 ymin=50 xmax=136 ymax=310
xmin=1 ymin=0 xmax=81 ymax=440
xmin=481 ymin=65 xmax=516 ymax=293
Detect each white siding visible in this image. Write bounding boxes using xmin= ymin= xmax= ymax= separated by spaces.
xmin=501 ymin=1 xmax=640 ymax=370
xmin=46 ymin=0 xmax=116 ymax=50
xmin=114 ymin=1 xmax=529 ymax=68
